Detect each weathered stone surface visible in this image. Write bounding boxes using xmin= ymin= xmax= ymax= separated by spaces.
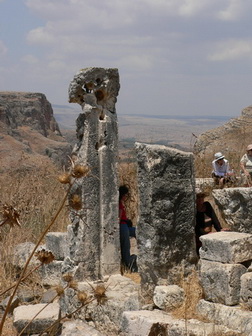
xmin=153 ymin=285 xmax=184 ymax=311
xmin=45 ymin=232 xmax=68 ymax=261
xmin=61 ymin=319 xmax=105 ymax=335
xmin=0 ymin=295 xmax=19 ymax=314
xmin=0 ymin=91 xmax=71 ymax=169
xmin=199 ymin=260 xmax=247 ymax=305
xmin=13 ymin=302 xmax=60 ymax=334
xmin=199 ymin=231 xmax=252 ymax=263
xmin=39 ymin=261 xmax=63 ymax=287
xmin=135 ymin=142 xmax=197 ymax=301
xmin=194 ymin=105 xmax=252 ymax=156
xmin=212 ymin=188 xmax=252 ymax=233
xmin=11 ymin=242 xmax=41 ymax=269
xmin=0 ymin=91 xmax=61 ymax=136
xmin=67 ymin=67 xmax=120 ymax=280
xmin=120 ymin=310 xmax=242 ymax=336
xmin=197 ymin=299 xmax=252 ymax=336
xmin=240 ymin=272 xmax=252 ymax=310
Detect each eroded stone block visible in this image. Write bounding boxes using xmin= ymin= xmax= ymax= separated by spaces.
xmin=240 ymin=272 xmax=252 ymax=310
xmin=13 ymin=302 xmax=60 ymax=334
xmin=153 ymin=285 xmax=184 ymax=311
xmin=199 ymin=259 xmax=246 ymax=305
xmin=199 ymin=231 xmax=252 ymax=263
xmin=45 ymin=232 xmax=67 ymax=260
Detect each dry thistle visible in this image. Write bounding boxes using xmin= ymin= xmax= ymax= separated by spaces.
xmin=0 ymin=204 xmax=21 ymax=227
xmin=69 ymin=280 xmax=78 ymax=290
xmin=88 ymin=282 xmax=108 ymax=305
xmin=34 ymin=249 xmax=55 ymax=264
xmin=71 ymin=164 xmax=90 ymax=178
xmin=77 ymin=291 xmax=88 ymax=304
xmin=62 ymin=273 xmax=74 ymax=283
xmin=58 ymin=173 xmax=71 ymax=184
xmin=69 ymin=194 xmax=82 ymax=210
xmin=55 ymin=285 xmax=65 ymax=296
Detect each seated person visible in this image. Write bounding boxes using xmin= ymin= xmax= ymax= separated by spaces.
xmin=212 ymin=152 xmax=232 ymax=188
xmin=195 ymin=190 xmax=229 ymax=254
xmin=240 ymin=144 xmax=252 ymax=186
xmin=119 ymin=185 xmax=137 ymax=272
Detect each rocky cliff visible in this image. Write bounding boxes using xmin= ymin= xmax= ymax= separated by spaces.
xmin=194 ymin=105 xmax=252 ymax=156
xmin=0 ymin=91 xmax=71 ymax=171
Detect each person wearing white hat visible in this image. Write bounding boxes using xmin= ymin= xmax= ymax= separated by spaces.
xmin=212 ymin=152 xmax=232 ymax=188
xmin=240 ymin=144 xmax=252 ymax=186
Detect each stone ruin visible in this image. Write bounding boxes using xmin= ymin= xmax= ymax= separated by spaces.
xmin=10 ymin=67 xmax=252 ymax=335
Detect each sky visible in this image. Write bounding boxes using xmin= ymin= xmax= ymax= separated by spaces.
xmin=0 ymin=0 xmax=252 ymax=118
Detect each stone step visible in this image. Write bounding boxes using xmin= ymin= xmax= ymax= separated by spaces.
xmin=197 ymin=299 xmax=252 ymax=336
xmin=120 ymin=309 xmax=242 ymax=336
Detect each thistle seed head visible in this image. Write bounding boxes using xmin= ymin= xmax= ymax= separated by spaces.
xmin=69 ymin=194 xmax=82 ymax=210
xmin=58 ymin=173 xmax=71 ymax=184
xmin=0 ymin=204 xmax=21 ymax=227
xmin=62 ymin=273 xmax=74 ymax=283
xmin=77 ymin=291 xmax=88 ymax=304
xmin=35 ymin=249 xmax=55 ymax=264
xmin=71 ymin=164 xmax=90 ymax=178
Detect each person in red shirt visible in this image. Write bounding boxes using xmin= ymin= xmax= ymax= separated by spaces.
xmin=119 ymin=185 xmax=137 ymax=272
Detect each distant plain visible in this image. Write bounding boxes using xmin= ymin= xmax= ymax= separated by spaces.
xmin=53 ymin=105 xmax=232 ymax=151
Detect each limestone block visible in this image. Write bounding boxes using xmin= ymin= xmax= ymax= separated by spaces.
xmin=240 ymin=272 xmax=252 ymax=309
xmin=40 ymin=260 xmax=63 ymax=287
xmin=212 ymin=187 xmax=252 ymax=233
xmin=120 ymin=310 xmax=242 ymax=336
xmin=197 ymin=299 xmax=252 ymax=336
xmin=153 ymin=285 xmax=184 ymax=311
xmin=13 ymin=302 xmax=60 ymax=335
xmin=11 ymin=242 xmax=41 ymax=269
xmin=199 ymin=231 xmax=252 ymax=263
xmin=45 ymin=232 xmax=68 ymax=260
xmin=135 ymin=142 xmax=197 ymax=301
xmin=61 ymin=319 xmax=105 ymax=336
xmin=199 ymin=259 xmax=246 ymax=305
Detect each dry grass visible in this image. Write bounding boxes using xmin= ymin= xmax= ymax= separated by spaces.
xmin=172 ymin=270 xmax=203 ymax=321
xmin=0 ymin=159 xmax=71 ymax=240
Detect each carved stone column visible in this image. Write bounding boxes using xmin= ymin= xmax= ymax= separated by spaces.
xmin=67 ymin=67 xmax=120 ymax=280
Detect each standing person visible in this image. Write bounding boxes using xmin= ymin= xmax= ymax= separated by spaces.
xmin=195 ymin=190 xmax=229 ymax=254
xmin=119 ymin=185 xmax=137 ymax=272
xmin=212 ymin=152 xmax=232 ymax=188
xmin=240 ymin=144 xmax=252 ymax=186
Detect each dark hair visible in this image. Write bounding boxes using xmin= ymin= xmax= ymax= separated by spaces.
xmin=119 ymin=185 xmax=129 ymax=201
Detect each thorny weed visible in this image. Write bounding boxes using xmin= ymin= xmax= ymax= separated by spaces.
xmin=0 ymin=161 xmax=93 ymax=335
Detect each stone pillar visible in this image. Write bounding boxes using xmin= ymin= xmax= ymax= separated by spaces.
xmin=135 ymin=143 xmax=197 ymax=302
xmin=67 ymin=67 xmax=120 ymax=280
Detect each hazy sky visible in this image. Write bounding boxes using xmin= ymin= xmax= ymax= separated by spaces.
xmin=1 ymin=0 xmax=252 ymax=117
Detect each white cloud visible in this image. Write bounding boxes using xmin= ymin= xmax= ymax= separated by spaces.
xmin=22 ymin=54 xmax=39 ymax=64
xmin=216 ymin=0 xmax=243 ymax=21
xmin=26 ymin=25 xmax=55 ymax=45
xmin=118 ymin=55 xmax=153 ymax=72
xmin=208 ymin=40 xmax=252 ymax=61
xmin=0 ymin=40 xmax=8 ymax=56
